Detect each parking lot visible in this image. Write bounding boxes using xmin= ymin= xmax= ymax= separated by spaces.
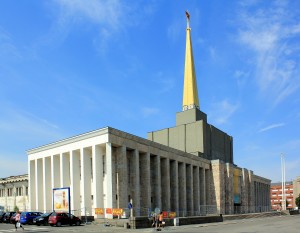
xmin=0 ymin=215 xmax=300 ymax=233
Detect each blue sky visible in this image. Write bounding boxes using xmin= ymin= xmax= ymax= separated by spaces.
xmin=0 ymin=0 xmax=299 ymax=183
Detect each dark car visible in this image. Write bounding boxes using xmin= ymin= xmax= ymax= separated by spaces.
xmin=3 ymin=212 xmax=15 ymax=223
xmin=48 ymin=212 xmax=81 ymax=227
xmin=0 ymin=212 xmax=6 ymax=223
xmin=33 ymin=212 xmax=52 ymax=226
xmin=20 ymin=212 xmax=43 ymax=225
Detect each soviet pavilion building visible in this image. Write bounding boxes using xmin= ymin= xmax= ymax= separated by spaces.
xmin=27 ymin=14 xmax=270 ymax=218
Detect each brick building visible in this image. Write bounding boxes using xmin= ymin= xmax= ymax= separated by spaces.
xmin=270 ymin=182 xmax=294 ymax=210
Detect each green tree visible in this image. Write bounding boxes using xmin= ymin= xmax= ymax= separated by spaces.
xmin=14 ymin=206 xmax=19 ymax=212
xmin=295 ymin=194 xmax=300 ymax=208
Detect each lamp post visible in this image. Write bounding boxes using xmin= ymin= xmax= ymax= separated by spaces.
xmin=281 ymin=154 xmax=286 ymax=211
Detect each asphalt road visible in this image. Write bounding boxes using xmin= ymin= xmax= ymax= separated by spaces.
xmin=0 ymin=215 xmax=299 ymax=233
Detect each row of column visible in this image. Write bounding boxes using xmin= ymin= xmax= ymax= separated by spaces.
xmin=29 ymin=144 xmax=109 ymax=215
xmin=113 ymin=146 xmax=209 ymax=217
xmin=29 ymin=142 xmax=210 ymax=217
xmin=254 ymin=181 xmax=270 ymax=212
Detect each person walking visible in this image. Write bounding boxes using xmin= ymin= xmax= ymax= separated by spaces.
xmin=14 ymin=211 xmax=24 ymax=231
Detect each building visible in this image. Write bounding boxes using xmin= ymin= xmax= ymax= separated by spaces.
xmin=270 ymin=182 xmax=294 ymax=210
xmin=27 ymin=13 xmax=270 ymax=218
xmin=293 ymin=176 xmax=300 ymax=201
xmin=0 ymin=174 xmax=29 ymax=211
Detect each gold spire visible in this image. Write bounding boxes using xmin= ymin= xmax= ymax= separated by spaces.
xmin=182 ymin=11 xmax=200 ymax=111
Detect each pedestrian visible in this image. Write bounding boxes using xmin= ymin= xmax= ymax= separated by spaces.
xmin=151 ymin=212 xmax=156 ymax=227
xmin=158 ymin=212 xmax=163 ymax=229
xmin=14 ymin=211 xmax=24 ymax=231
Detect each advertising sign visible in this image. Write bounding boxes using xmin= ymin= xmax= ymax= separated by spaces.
xmin=53 ymin=187 xmax=70 ymax=213
xmin=95 ymin=208 xmax=104 ymax=215
xmin=112 ymin=208 xmax=123 ymax=216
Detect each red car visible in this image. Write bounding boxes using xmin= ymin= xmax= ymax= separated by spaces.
xmin=48 ymin=212 xmax=81 ymax=227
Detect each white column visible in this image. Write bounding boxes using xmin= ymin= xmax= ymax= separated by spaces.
xmin=35 ymin=159 xmax=43 ymax=211
xmin=51 ymin=155 xmax=60 ymax=189
xmin=80 ymin=147 xmax=92 ymax=216
xmin=70 ymin=150 xmax=80 ymax=214
xmin=29 ymin=160 xmax=36 ymax=211
xmin=60 ymin=152 xmax=70 ymax=188
xmin=92 ymin=145 xmax=104 ymax=214
xmin=105 ymin=143 xmax=113 ymax=218
xmin=43 ymin=157 xmax=52 ymax=212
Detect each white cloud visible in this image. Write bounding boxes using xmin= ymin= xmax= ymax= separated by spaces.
xmin=141 ymin=107 xmax=159 ymax=117
xmin=258 ymin=123 xmax=285 ymax=133
xmin=236 ymin=2 xmax=300 ymax=105
xmin=0 ymin=28 xmax=21 ymax=60
xmin=0 ymin=103 xmax=62 ymax=142
xmin=54 ymin=0 xmax=125 ymax=30
xmin=209 ymin=99 xmax=239 ymax=125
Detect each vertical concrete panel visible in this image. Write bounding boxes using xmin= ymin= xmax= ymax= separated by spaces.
xmin=186 ymin=164 xmax=193 ymax=216
xmin=60 ymin=153 xmax=70 ymax=188
xmin=116 ymin=146 xmax=127 ymax=209
xmin=225 ymin=163 xmax=234 ymax=214
xmin=43 ymin=157 xmax=52 ymax=212
xmin=35 ymin=159 xmax=43 ymax=211
xmin=51 ymin=155 xmax=60 ymax=189
xmin=170 ymin=160 xmax=179 ymax=214
xmin=140 ymin=152 xmax=151 ymax=215
xmin=199 ymin=167 xmax=205 ymax=206
xmin=29 ymin=160 xmax=36 ymax=211
xmin=161 ymin=157 xmax=170 ymax=212
xmin=80 ymin=147 xmax=92 ymax=216
xmin=70 ymin=150 xmax=80 ymax=215
xmin=93 ymin=145 xmax=104 ymax=214
xmin=132 ymin=149 xmax=140 ymax=215
xmin=205 ymin=169 xmax=210 ymax=206
xmin=193 ymin=166 xmax=199 ymax=215
xmin=178 ymin=162 xmax=186 ymax=216
xmin=105 ymin=143 xmax=113 ymax=218
xmin=155 ymin=155 xmax=162 ymax=209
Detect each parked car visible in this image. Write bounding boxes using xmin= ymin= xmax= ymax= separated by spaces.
xmin=48 ymin=212 xmax=81 ymax=227
xmin=2 ymin=212 xmax=15 ymax=223
xmin=33 ymin=212 xmax=52 ymax=226
xmin=0 ymin=212 xmax=6 ymax=223
xmin=20 ymin=212 xmax=43 ymax=225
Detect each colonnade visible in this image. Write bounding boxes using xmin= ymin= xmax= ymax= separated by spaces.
xmin=254 ymin=181 xmax=271 ymax=212
xmin=29 ymin=141 xmax=211 ymax=217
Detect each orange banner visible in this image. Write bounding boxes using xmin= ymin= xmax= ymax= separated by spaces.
xmin=112 ymin=208 xmax=123 ymax=216
xmin=169 ymin=212 xmax=176 ymax=218
xmin=95 ymin=208 xmax=104 ymax=215
xmin=106 ymin=208 xmax=112 ymax=214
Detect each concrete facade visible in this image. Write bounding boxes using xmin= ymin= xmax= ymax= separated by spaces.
xmin=148 ymin=109 xmax=233 ymax=163
xmin=0 ymin=174 xmax=29 ymax=211
xmin=27 ymin=127 xmax=270 ymax=217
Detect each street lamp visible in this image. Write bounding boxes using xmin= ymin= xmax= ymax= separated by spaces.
xmin=281 ymin=154 xmax=286 ymax=211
